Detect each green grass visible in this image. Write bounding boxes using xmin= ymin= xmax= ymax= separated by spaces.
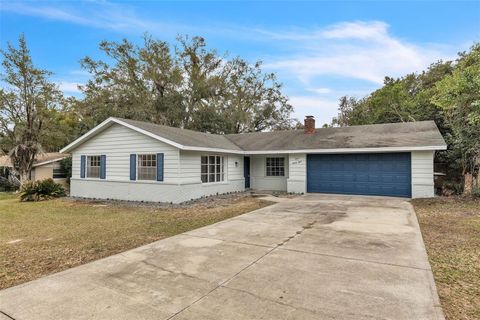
xmin=412 ymin=197 xmax=480 ymax=320
xmin=0 ymin=193 xmax=272 ymax=289
xmin=0 ymin=192 xmax=17 ymax=201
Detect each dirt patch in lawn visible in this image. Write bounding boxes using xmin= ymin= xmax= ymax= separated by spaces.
xmin=412 ymin=197 xmax=480 ymax=320
xmin=0 ymin=194 xmax=273 ymax=290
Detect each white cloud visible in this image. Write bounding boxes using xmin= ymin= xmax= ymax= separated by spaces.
xmin=322 ymin=21 xmax=389 ymax=40
xmin=1 ymin=1 xmax=185 ymax=34
xmin=57 ymin=81 xmax=82 ymax=94
xmin=288 ymin=95 xmax=340 ymax=126
xmin=307 ymin=87 xmax=332 ymax=94
xmin=264 ymin=21 xmax=456 ymax=85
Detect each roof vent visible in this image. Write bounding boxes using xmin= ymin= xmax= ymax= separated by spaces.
xmin=304 ymin=116 xmax=315 ymax=134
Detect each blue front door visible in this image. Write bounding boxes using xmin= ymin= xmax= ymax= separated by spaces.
xmin=244 ymin=157 xmax=250 ymax=188
xmin=307 ymin=153 xmax=411 ymax=197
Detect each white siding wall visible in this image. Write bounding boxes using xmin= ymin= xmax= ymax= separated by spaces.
xmin=287 ymin=153 xmax=307 ymax=193
xmin=71 ymin=124 xmax=180 ymax=182
xmin=250 ymin=155 xmax=288 ymax=191
xmin=178 ymin=151 xmax=244 ymax=184
xmin=411 ymin=150 xmax=435 ymax=198
xmin=70 ymin=124 xmax=244 ymax=203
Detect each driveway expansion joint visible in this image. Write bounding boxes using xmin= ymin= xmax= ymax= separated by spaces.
xmin=221 ymin=283 xmax=377 ymax=319
xmin=0 ymin=310 xmax=16 ymax=320
xmin=183 ymin=233 xmax=275 ymax=249
xmin=278 ymin=247 xmax=431 ymax=271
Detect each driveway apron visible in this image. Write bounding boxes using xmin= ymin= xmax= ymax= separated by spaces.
xmin=0 ymin=194 xmax=444 ymax=320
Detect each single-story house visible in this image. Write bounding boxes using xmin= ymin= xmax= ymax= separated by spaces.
xmin=60 ymin=116 xmax=447 ymax=203
xmin=0 ymin=152 xmax=70 ymax=186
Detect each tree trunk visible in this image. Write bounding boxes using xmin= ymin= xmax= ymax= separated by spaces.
xmin=463 ymin=173 xmax=473 ymax=194
xmin=19 ymin=172 xmax=30 ymax=187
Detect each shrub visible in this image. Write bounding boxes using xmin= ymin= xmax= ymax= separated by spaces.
xmin=472 ymin=186 xmax=480 ymax=198
xmin=20 ymin=178 xmax=66 ymax=202
xmin=59 ymin=157 xmax=72 ymax=184
xmin=443 ymin=181 xmax=464 ymax=196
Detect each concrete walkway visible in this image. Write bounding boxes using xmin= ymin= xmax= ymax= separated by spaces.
xmin=0 ymin=194 xmax=444 ymax=320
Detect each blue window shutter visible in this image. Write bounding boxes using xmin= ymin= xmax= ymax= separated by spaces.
xmin=157 ymin=153 xmax=164 ymax=181
xmin=100 ymin=155 xmax=106 ymax=179
xmin=80 ymin=155 xmax=86 ymax=178
xmin=130 ymin=154 xmax=136 ymax=181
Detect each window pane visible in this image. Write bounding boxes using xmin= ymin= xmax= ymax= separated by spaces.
xmin=266 ymin=157 xmax=285 ymax=177
xmin=201 ymin=155 xmax=225 ymax=183
xmin=137 ymin=154 xmax=157 ymax=180
xmin=87 ymin=155 xmax=100 ymax=178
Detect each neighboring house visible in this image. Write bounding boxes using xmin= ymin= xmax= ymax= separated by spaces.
xmin=60 ymin=116 xmax=447 ymax=203
xmin=0 ymin=153 xmax=70 ymax=186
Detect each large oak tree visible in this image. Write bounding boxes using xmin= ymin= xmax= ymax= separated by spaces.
xmin=79 ymin=35 xmax=295 ymax=134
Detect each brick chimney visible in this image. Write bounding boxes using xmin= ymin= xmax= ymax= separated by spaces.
xmin=304 ymin=116 xmax=315 ymax=134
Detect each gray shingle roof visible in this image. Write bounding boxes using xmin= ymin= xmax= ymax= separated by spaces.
xmin=0 ymin=152 xmax=69 ymax=167
xmin=117 ymin=118 xmax=446 ymax=152
xmin=116 ymin=118 xmax=243 ymax=151
xmin=225 ymin=121 xmax=446 ymax=151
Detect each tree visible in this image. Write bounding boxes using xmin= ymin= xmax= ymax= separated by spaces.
xmin=332 ymin=96 xmax=359 ymax=127
xmin=0 ymin=35 xmax=63 ymax=183
xmin=79 ymin=35 xmax=294 ymax=133
xmin=432 ymin=44 xmax=480 ymax=191
xmin=330 ymin=45 xmax=480 ymax=190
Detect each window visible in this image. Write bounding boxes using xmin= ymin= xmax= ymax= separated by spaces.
xmin=201 ymin=155 xmax=224 ymax=183
xmin=87 ymin=156 xmax=101 ymax=178
xmin=266 ymin=157 xmax=285 ymax=177
xmin=137 ymin=154 xmax=157 ymax=181
xmin=53 ymin=162 xmax=67 ymax=179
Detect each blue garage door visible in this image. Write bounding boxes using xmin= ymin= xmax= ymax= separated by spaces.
xmin=307 ymin=153 xmax=411 ymax=197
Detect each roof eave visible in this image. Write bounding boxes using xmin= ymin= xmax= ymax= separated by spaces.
xmin=243 ymin=145 xmax=447 ymax=154
xmin=33 ymin=156 xmax=69 ymax=167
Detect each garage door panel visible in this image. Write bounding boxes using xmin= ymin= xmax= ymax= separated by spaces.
xmin=307 ymin=153 xmax=411 ymax=197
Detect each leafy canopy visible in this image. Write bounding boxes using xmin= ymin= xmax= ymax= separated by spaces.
xmin=79 ymin=35 xmax=295 ymax=134
xmin=331 ymin=44 xmax=480 ymax=186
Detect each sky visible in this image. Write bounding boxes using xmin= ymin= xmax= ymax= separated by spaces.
xmin=1 ymin=0 xmax=479 ymax=125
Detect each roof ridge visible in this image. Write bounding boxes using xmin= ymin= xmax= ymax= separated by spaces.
xmin=113 ymin=117 xmax=228 ymax=138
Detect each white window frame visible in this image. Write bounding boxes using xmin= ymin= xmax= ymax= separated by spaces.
xmin=86 ymin=155 xmax=101 ymax=179
xmin=201 ymin=155 xmax=225 ymax=183
xmin=265 ymin=157 xmax=285 ymax=177
xmin=137 ymin=153 xmax=157 ymax=181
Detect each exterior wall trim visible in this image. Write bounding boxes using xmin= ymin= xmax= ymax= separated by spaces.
xmin=245 ymin=146 xmax=447 ymax=154
xmin=33 ymin=157 xmax=69 ymax=167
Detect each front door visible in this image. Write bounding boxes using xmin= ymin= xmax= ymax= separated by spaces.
xmin=244 ymin=157 xmax=250 ymax=188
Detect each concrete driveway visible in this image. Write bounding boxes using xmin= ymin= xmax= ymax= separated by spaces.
xmin=0 ymin=194 xmax=443 ymax=320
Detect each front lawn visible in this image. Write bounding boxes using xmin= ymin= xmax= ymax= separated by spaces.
xmin=0 ymin=194 xmax=272 ymax=289
xmin=412 ymin=197 xmax=480 ymax=320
